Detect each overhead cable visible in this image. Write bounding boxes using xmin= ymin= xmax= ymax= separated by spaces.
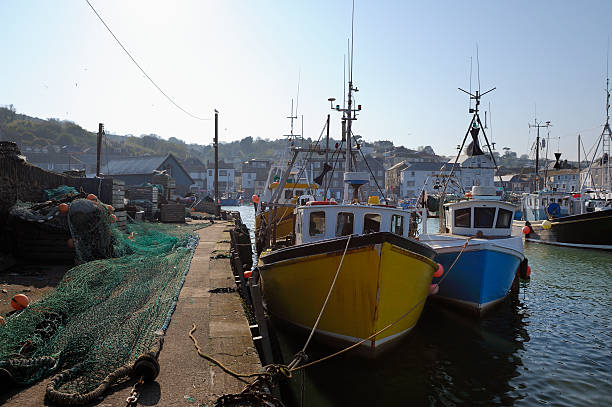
xmin=84 ymin=0 xmax=210 ymax=121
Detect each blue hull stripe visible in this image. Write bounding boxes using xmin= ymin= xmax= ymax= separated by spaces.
xmin=433 ymin=249 xmax=521 ymax=309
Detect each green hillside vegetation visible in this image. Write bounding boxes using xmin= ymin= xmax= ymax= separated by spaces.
xmin=1 ymin=105 xmax=534 ymax=171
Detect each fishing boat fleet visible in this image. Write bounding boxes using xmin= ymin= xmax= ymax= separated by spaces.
xmin=245 ymin=8 xmax=611 ymax=359
xmin=248 ymin=46 xmax=540 ymax=356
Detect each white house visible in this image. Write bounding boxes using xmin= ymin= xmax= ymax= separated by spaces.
xmin=206 ymin=160 xmax=235 ymax=196
xmin=399 ymin=152 xmax=494 ymax=198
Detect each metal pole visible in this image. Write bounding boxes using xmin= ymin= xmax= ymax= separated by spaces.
xmin=96 ymin=123 xmax=103 ymax=177
xmin=214 ymin=110 xmax=219 ymax=205
xmin=535 ymin=124 xmax=540 ymax=191
xmin=325 ymin=114 xmax=330 ymax=197
xmin=578 ymin=134 xmax=581 ymax=214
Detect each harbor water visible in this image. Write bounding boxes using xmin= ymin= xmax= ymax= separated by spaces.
xmin=225 ymin=205 xmax=611 ymax=406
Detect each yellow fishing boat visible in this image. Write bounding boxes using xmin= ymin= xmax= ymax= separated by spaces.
xmin=258 ymin=42 xmax=437 ymax=353
xmin=259 ymin=202 xmax=437 ymax=352
xmin=254 ymin=179 xmax=318 ymax=252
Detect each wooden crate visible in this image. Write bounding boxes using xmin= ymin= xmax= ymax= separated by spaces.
xmin=160 ymin=203 xmax=185 ymax=223
xmin=114 ymin=210 xmax=128 ymax=232
xmin=127 ymin=186 xmax=158 ymax=204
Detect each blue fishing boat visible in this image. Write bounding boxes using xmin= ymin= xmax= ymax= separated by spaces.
xmin=419 ymin=84 xmax=525 ymax=314
xmin=420 ymin=187 xmax=525 ymax=314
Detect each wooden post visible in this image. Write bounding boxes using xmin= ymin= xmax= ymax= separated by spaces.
xmin=214 ymin=110 xmax=219 ymax=213
xmin=96 ymin=123 xmax=104 ymax=177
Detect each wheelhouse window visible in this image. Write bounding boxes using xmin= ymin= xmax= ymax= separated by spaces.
xmin=336 ymin=212 xmax=354 ymax=236
xmin=474 ymin=207 xmax=496 ymax=228
xmin=284 ymin=190 xmax=293 ymax=199
xmin=309 ymin=211 xmax=325 ymax=236
xmin=391 ymin=214 xmax=404 ymax=235
xmin=454 ymin=208 xmax=471 ymax=228
xmin=363 ymin=213 xmax=381 ymax=233
xmin=495 ymin=208 xmax=513 ymax=229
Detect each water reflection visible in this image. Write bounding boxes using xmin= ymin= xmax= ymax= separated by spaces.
xmin=276 ymin=296 xmax=529 ymax=407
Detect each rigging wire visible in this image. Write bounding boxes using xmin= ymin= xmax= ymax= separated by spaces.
xmin=84 ymin=0 xmax=210 ymax=121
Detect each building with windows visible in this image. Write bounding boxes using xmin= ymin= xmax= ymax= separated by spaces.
xmin=385 ymin=161 xmax=408 ymax=202
xmin=182 ymin=157 xmax=207 ymax=192
xmin=241 ymin=159 xmax=271 ymax=197
xmin=399 ymin=143 xmax=495 ymax=198
xmin=547 ymin=169 xmax=579 ymax=193
xmin=496 ymin=173 xmax=532 ymax=193
xmin=206 ymin=160 xmax=235 ymax=196
xmin=102 ymin=153 xmax=194 ymax=195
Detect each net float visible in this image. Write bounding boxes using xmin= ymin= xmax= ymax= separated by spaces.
xmin=433 ymin=263 xmax=444 ymax=278
xmin=10 ymin=294 xmax=29 ymax=311
xmin=58 ymin=203 xmax=69 ymax=214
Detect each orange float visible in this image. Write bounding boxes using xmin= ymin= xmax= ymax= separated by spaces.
xmin=58 ymin=203 xmax=69 ymax=214
xmin=433 ymin=263 xmax=444 ymax=278
xmin=67 ymin=238 xmax=74 ymax=249
xmin=87 ymin=194 xmax=97 ymax=201
xmin=10 ymin=294 xmax=30 ymax=311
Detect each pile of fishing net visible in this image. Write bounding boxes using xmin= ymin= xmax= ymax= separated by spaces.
xmin=44 ymin=186 xmax=79 ymax=201
xmin=0 ymin=199 xmax=209 ymax=404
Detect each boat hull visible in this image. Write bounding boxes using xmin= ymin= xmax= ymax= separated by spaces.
xmin=433 ymin=246 xmax=522 ymax=314
xmin=514 ymin=210 xmax=612 ymax=250
xmin=220 ymin=198 xmax=240 ymax=206
xmin=420 ymin=235 xmax=524 ymax=315
xmin=259 ymin=232 xmax=437 ymax=352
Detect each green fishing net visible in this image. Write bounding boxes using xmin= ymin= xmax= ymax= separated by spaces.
xmin=0 ymin=199 xmax=209 ymax=398
xmin=44 ymin=186 xmax=78 ymax=201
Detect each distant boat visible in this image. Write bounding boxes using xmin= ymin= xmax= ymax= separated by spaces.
xmin=514 ymin=191 xmax=612 ymax=250
xmin=513 ymin=73 xmax=612 ymax=250
xmin=220 ymin=197 xmax=240 ymax=206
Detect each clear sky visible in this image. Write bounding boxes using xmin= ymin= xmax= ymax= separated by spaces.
xmin=2 ymin=0 xmax=612 ymax=160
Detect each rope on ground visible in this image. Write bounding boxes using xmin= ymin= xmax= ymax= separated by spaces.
xmin=189 ymin=324 xmax=271 ymax=382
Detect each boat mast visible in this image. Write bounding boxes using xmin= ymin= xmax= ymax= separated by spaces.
xmin=329 ymin=0 xmax=361 ymax=203
xmin=529 ymin=119 xmax=551 ymax=191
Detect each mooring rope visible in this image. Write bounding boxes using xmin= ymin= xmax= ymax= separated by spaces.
xmin=288 ymin=234 xmax=352 ymax=369
xmin=289 ymin=236 xmax=473 ymax=372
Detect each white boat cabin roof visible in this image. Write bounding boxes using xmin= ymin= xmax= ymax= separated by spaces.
xmin=294 ymin=203 xmax=421 ymax=245
xmin=443 ymin=199 xmax=516 ymax=237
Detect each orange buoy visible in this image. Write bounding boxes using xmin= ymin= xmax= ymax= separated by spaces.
xmin=522 ymin=225 xmax=531 ymax=235
xmin=107 ymin=205 xmax=115 ymax=212
xmin=87 ymin=194 xmax=97 ymax=201
xmin=244 ymin=270 xmax=252 ymax=279
xmin=429 ymin=283 xmax=439 ymax=295
xmin=433 ymin=263 xmax=444 ymax=278
xmin=10 ymin=294 xmax=29 ymax=311
xmin=58 ymin=203 xmax=69 ymax=214
xmin=67 ymin=238 xmax=74 ymax=249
